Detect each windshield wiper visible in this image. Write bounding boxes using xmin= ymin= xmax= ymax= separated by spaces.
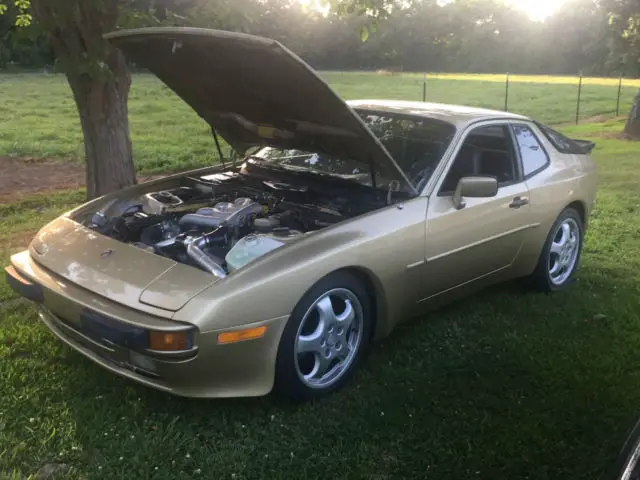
xmin=246 ymin=156 xmax=385 ymax=193
xmin=246 ymin=156 xmax=339 ymax=179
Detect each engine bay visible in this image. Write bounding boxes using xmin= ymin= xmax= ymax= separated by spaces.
xmin=81 ymin=166 xmax=388 ymax=277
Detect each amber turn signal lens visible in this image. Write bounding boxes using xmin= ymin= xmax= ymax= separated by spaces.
xmin=5 ymin=265 xmax=32 ymax=286
xmin=218 ymin=326 xmax=267 ymax=344
xmin=149 ymin=331 xmax=190 ymax=351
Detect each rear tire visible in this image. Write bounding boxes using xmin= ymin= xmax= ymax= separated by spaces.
xmin=525 ymin=207 xmax=584 ymax=292
xmin=274 ymin=272 xmax=372 ymax=402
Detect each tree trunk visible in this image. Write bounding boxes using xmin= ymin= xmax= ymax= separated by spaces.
xmin=67 ymin=55 xmax=136 ymax=199
xmin=31 ymin=0 xmax=137 ymax=199
xmin=624 ymin=89 xmax=640 ymax=140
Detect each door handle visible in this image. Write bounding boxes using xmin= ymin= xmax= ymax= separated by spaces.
xmin=509 ymin=196 xmax=529 ymax=209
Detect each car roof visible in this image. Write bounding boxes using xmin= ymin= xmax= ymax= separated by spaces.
xmin=347 ymin=99 xmax=530 ymax=128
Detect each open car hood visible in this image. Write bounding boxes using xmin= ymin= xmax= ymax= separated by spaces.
xmin=105 ymin=27 xmax=416 ymax=193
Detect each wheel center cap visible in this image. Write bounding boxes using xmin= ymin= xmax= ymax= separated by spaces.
xmin=327 ymin=333 xmax=337 ymax=347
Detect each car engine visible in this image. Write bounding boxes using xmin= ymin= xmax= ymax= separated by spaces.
xmin=81 ymin=169 xmax=384 ymax=277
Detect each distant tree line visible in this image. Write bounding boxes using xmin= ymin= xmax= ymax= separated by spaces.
xmin=0 ymin=0 xmax=636 ymax=77
xmin=0 ymin=0 xmax=640 ymax=76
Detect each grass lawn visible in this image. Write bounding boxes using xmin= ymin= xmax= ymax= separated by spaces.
xmin=1 ymin=73 xmax=640 ymax=479
xmin=0 ymin=72 xmax=638 ymax=173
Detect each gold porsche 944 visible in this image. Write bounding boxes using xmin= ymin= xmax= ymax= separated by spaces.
xmin=5 ymin=28 xmax=598 ymax=401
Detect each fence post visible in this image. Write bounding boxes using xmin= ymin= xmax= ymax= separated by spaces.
xmin=576 ymin=71 xmax=583 ymax=125
xmin=616 ymin=73 xmax=623 ymax=116
xmin=422 ymin=72 xmax=427 ymax=102
xmin=504 ymin=72 xmax=510 ymax=111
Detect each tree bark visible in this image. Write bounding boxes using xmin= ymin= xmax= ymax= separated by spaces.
xmin=624 ymin=89 xmax=640 ymax=140
xmin=67 ymin=54 xmax=136 ymax=199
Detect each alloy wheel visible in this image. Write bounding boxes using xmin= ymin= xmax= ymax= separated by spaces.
xmin=294 ymin=288 xmax=364 ymax=389
xmin=548 ymin=217 xmax=581 ymax=286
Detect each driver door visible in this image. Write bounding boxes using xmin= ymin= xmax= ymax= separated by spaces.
xmin=420 ymin=122 xmax=534 ymax=300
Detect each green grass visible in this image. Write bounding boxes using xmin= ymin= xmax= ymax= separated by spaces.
xmin=0 ymin=72 xmax=637 ymax=173
xmin=2 ymin=73 xmax=640 ymax=478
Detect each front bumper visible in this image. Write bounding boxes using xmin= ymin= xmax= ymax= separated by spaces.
xmin=6 ymin=251 xmax=289 ymax=398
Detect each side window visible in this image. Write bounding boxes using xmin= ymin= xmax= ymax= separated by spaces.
xmin=439 ymin=124 xmax=519 ymax=194
xmin=512 ymin=125 xmax=549 ymax=177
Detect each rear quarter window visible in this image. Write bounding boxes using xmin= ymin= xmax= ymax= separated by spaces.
xmin=512 ymin=125 xmax=549 ymax=178
xmin=535 ymin=123 xmax=591 ymax=154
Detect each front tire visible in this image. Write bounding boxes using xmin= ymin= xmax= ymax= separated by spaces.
xmin=274 ymin=272 xmax=372 ymax=402
xmin=526 ymin=207 xmax=584 ymax=292
xmin=609 ymin=417 xmax=640 ymax=480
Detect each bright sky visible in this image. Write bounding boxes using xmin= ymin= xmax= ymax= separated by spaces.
xmin=505 ymin=0 xmax=565 ymax=21
xmin=300 ymin=0 xmax=566 ymax=22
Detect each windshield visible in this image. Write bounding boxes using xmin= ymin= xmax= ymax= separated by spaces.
xmin=249 ymin=112 xmax=456 ymax=192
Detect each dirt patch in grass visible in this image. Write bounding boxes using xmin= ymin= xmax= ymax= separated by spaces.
xmin=589 ymin=130 xmax=637 ymax=140
xmin=557 ymin=114 xmax=622 ymax=127
xmin=0 ymin=156 xmax=84 ymax=203
xmin=4 ymin=229 xmax=38 ymax=251
xmin=580 ymin=114 xmax=619 ymax=124
xmin=0 ymin=156 xmax=166 ymax=203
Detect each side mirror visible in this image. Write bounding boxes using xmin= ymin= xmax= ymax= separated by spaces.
xmin=452 ymin=176 xmax=498 ymax=210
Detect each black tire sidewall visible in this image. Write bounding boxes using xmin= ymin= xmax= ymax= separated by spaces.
xmin=274 ymin=271 xmax=372 ymax=402
xmin=608 ymin=417 xmax=640 ymax=480
xmin=536 ymin=207 xmax=584 ymax=291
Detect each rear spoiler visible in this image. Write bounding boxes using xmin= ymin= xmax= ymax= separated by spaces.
xmin=571 ymin=139 xmax=596 ymax=154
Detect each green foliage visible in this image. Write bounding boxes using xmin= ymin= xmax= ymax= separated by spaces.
xmin=0 ymin=0 xmax=31 ymax=26
xmin=603 ymin=0 xmax=640 ymax=75
xmin=13 ymin=0 xmax=31 ymax=26
xmin=178 ymin=0 xmax=623 ymax=75
xmin=0 ymin=0 xmax=201 ymax=74
xmin=328 ymin=0 xmax=405 ymax=19
xmin=359 ymin=24 xmax=369 ymax=42
xmin=0 ymin=0 xmax=637 ymax=76
xmin=0 ymin=1 xmax=52 ymax=69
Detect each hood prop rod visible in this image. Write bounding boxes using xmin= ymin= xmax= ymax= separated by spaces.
xmin=212 ymin=127 xmax=226 ymax=168
xmin=369 ymin=154 xmax=377 ymax=190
